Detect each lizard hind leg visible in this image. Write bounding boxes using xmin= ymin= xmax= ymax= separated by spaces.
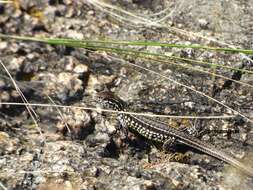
xmin=162 ymin=137 xmax=191 ymax=163
xmin=162 ymin=137 xmax=177 ymax=152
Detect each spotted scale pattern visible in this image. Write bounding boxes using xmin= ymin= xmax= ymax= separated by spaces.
xmin=117 ymin=113 xmax=169 ymax=143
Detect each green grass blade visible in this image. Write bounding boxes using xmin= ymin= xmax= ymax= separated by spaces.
xmin=0 ymin=34 xmax=252 ymax=75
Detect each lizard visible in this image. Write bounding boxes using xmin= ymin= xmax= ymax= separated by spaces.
xmin=95 ymin=91 xmax=253 ymax=177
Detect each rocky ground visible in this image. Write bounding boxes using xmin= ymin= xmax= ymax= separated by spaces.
xmin=0 ymin=0 xmax=253 ymax=189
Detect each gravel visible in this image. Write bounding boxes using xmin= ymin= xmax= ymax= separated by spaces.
xmin=0 ymin=0 xmax=253 ymax=189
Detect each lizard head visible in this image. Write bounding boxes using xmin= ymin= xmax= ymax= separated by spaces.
xmin=95 ymin=91 xmax=126 ymax=111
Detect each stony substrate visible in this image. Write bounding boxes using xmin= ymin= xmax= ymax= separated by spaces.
xmin=0 ymin=1 xmax=253 ymax=189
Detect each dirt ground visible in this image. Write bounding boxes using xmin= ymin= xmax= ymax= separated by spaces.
xmin=0 ymin=0 xmax=253 ymax=189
